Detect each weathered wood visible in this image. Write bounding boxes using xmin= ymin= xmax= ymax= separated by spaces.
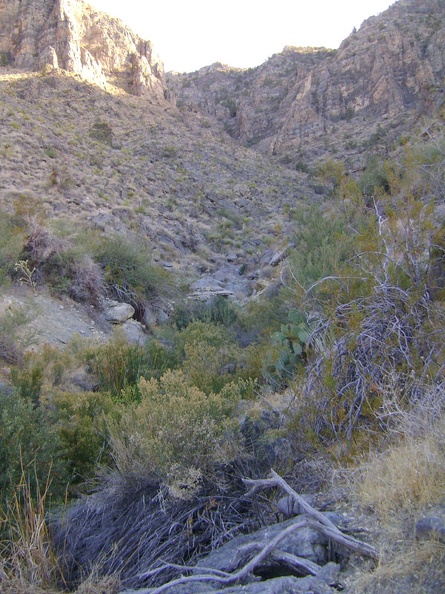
xmin=131 ymin=471 xmax=378 ymax=594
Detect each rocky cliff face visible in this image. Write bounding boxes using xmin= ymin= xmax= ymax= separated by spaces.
xmin=167 ymin=0 xmax=445 ymax=168
xmin=0 ymin=0 xmax=167 ymax=99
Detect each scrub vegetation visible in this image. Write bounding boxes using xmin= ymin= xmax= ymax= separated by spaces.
xmin=1 ymin=119 xmax=445 ymax=592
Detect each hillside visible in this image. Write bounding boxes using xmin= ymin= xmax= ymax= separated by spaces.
xmin=168 ymin=0 xmax=445 ymax=169
xmin=0 ymin=1 xmax=445 ymax=594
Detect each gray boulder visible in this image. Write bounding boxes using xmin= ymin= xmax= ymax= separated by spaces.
xmin=197 ymin=516 xmax=328 ymax=572
xmin=416 ymin=516 xmax=445 ymax=543
xmin=105 ymin=302 xmax=135 ymax=323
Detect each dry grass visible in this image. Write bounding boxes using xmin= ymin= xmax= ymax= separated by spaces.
xmin=0 ymin=467 xmax=61 ymax=593
xmin=345 ymin=402 xmax=445 ymax=593
xmin=358 ymin=432 xmax=445 ymax=520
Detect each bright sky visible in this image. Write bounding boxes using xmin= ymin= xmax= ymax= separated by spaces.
xmin=88 ymin=0 xmax=396 ymax=73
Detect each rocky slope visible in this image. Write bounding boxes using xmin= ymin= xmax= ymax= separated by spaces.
xmin=0 ymin=68 xmax=311 ymax=299
xmin=167 ymin=0 xmax=445 ymax=169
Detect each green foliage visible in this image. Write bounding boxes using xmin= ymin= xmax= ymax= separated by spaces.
xmin=172 ymin=295 xmax=238 ymax=330
xmin=0 ymin=211 xmax=25 ymax=286
xmin=107 ymin=369 xmax=242 ymax=479
xmin=264 ymin=309 xmax=310 ymax=385
xmin=358 ymin=156 xmax=391 ymax=196
xmin=295 ymin=127 xmax=445 ymax=447
xmin=87 ymin=331 xmax=180 ymax=401
xmin=89 ymin=121 xmax=113 ymax=145
xmin=10 ymin=363 xmax=43 ymax=406
xmin=179 ymin=321 xmax=245 ymax=393
xmin=315 ymin=159 xmax=345 ymax=194
xmin=87 ymin=332 xmax=148 ymax=401
xmin=91 ymin=234 xmax=173 ymax=311
xmin=288 ymin=204 xmax=358 ymax=297
xmin=51 ymin=390 xmax=113 ymax=482
xmin=0 ymin=388 xmax=68 ymax=505
xmin=0 ymin=305 xmax=34 ymax=365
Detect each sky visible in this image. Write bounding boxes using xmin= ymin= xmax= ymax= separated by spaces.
xmin=88 ymin=0 xmax=396 ymax=73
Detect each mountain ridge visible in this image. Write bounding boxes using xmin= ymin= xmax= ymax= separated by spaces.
xmin=168 ymin=0 xmax=445 ymax=169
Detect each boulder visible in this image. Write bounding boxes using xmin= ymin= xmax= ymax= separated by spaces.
xmin=197 ymin=516 xmax=328 ymax=571
xmin=120 ymin=320 xmax=147 ymax=346
xmin=120 ymin=575 xmax=337 ymax=594
xmin=416 ymin=516 xmax=445 ymax=543
xmin=104 ymin=303 xmax=135 ymax=324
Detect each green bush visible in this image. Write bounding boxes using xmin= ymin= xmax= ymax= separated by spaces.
xmin=172 ymin=295 xmax=238 ymax=330
xmin=87 ymin=331 xmax=180 ymax=401
xmin=288 ymin=204 xmax=357 ymax=297
xmin=179 ymin=321 xmax=246 ymax=393
xmin=107 ymin=369 xmax=243 ymax=481
xmin=0 ymin=211 xmax=25 ymax=286
xmin=263 ymin=308 xmax=310 ymax=385
xmin=87 ymin=332 xmax=148 ymax=401
xmin=0 ymin=305 xmax=34 ymax=365
xmin=0 ymin=388 xmax=69 ymax=505
xmin=51 ymin=390 xmax=113 ymax=483
xmin=90 ymin=234 xmax=174 ymax=317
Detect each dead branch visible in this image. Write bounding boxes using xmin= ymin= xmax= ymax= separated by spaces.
xmin=243 ymin=470 xmax=379 ymax=560
xmin=142 ymin=472 xmax=378 ymax=594
xmin=149 ymin=517 xmax=313 ymax=594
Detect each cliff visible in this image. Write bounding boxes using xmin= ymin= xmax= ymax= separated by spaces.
xmin=0 ymin=0 xmax=167 ymax=99
xmin=167 ymin=0 xmax=445 ymax=168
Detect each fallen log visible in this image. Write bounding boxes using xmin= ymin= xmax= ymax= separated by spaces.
xmin=130 ymin=470 xmax=378 ymax=594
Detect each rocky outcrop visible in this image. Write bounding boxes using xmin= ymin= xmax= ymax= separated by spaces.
xmin=0 ymin=0 xmax=166 ymax=98
xmin=167 ymin=0 xmax=445 ymax=168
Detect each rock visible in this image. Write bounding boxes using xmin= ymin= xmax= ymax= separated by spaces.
xmin=120 ymin=320 xmax=147 ymax=346
xmin=415 ymin=516 xmax=445 ymax=543
xmin=104 ymin=303 xmax=135 ymax=324
xmin=167 ymin=0 xmax=445 ymax=170
xmin=120 ymin=575 xmax=338 ymax=594
xmin=197 ymin=516 xmax=328 ymax=572
xmin=0 ymin=0 xmax=167 ymax=99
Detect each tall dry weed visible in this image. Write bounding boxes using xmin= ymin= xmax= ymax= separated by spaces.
xmin=0 ymin=464 xmax=62 ymax=592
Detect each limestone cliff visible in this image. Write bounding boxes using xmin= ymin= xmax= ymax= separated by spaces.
xmin=167 ymin=0 xmax=445 ymax=168
xmin=0 ymin=0 xmax=166 ymax=99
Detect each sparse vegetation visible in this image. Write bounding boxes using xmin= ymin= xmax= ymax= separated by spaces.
xmin=1 ymin=4 xmax=445 ymax=591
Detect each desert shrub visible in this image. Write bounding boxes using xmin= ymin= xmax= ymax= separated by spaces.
xmin=86 ymin=332 xmax=148 ymax=401
xmin=64 ymin=254 xmax=104 ymax=304
xmin=314 ymin=159 xmax=345 ymax=194
xmin=17 ymin=223 xmax=105 ymax=304
xmin=51 ymin=390 xmax=114 ymax=483
xmin=142 ymin=338 xmax=180 ymax=379
xmin=262 ymin=308 xmax=310 ymax=386
xmin=107 ymin=369 xmax=243 ymax=479
xmin=294 ymin=142 xmax=445 ymax=447
xmin=89 ymin=121 xmax=113 ymax=145
xmin=178 ymin=321 xmax=250 ymax=393
xmin=90 ymin=234 xmax=174 ymax=319
xmin=358 ymin=155 xmax=391 ymax=196
xmin=287 ymin=204 xmax=359 ymax=299
xmin=358 ymin=425 xmax=445 ymax=519
xmin=238 ymin=294 xmax=290 ymax=342
xmin=0 ymin=467 xmax=61 ymax=591
xmin=10 ymin=362 xmax=44 ymax=406
xmin=0 ymin=388 xmax=68 ymax=505
xmin=0 ymin=211 xmax=25 ymax=286
xmin=172 ymin=295 xmax=239 ymax=330
xmin=0 ymin=304 xmax=35 ymax=365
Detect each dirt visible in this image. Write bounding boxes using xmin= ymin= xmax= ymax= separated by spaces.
xmin=0 ymin=285 xmax=112 ymax=350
